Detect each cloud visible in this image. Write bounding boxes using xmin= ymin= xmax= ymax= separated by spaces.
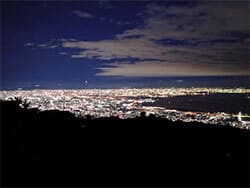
xmin=24 ymin=42 xmax=35 ymax=46
xmin=61 ymin=36 xmax=249 ymax=70
xmin=116 ymin=2 xmax=249 ymax=41
xmin=25 ymin=38 xmax=77 ymax=49
xmin=72 ymin=10 xmax=93 ymax=19
xmin=37 ymin=43 xmax=59 ymax=48
xmin=63 ymin=2 xmax=249 ymax=62
xmin=33 ymin=2 xmax=249 ymax=77
xmin=57 ymin=38 xmax=77 ymax=42
xmin=96 ymin=61 xmax=249 ymax=77
xmin=58 ymin=52 xmax=68 ymax=55
xmin=62 ymin=38 xmax=169 ymax=60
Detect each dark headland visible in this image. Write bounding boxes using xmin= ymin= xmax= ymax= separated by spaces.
xmin=1 ymin=99 xmax=249 ymax=187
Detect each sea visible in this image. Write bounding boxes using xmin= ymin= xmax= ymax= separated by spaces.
xmin=143 ymin=93 xmax=250 ymax=115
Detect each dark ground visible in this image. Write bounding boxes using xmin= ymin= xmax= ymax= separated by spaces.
xmin=1 ymin=99 xmax=249 ymax=187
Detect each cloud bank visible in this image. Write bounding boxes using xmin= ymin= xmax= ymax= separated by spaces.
xmin=29 ymin=1 xmax=250 ymax=77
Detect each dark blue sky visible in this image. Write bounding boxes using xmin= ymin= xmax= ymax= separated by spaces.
xmin=1 ymin=1 xmax=249 ymax=89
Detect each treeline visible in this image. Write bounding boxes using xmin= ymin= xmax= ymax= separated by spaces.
xmin=1 ymin=99 xmax=249 ymax=187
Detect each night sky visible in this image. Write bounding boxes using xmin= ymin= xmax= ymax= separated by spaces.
xmin=1 ymin=1 xmax=249 ymax=89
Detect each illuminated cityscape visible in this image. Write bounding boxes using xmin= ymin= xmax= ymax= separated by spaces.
xmin=1 ymin=87 xmax=249 ymax=130
xmin=1 ymin=0 xmax=250 ymax=187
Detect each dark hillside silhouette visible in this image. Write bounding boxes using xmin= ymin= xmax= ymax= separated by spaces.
xmin=1 ymin=99 xmax=249 ymax=187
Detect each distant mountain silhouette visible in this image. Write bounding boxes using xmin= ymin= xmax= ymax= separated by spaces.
xmin=1 ymin=99 xmax=249 ymax=187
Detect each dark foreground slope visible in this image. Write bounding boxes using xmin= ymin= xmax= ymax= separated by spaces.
xmin=1 ymin=100 xmax=249 ymax=187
